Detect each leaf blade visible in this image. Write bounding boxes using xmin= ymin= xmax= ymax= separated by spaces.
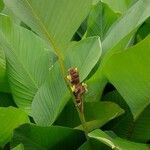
xmin=0 ymin=107 xmax=29 ymax=148
xmin=4 ymin=0 xmax=92 ymax=49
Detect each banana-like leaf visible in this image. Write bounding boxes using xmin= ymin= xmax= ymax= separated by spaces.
xmin=0 ymin=45 xmax=9 ymax=92
xmin=92 ymin=0 xmax=100 ymax=5
xmin=131 ymin=104 xmax=150 ymax=143
xmin=103 ymin=35 xmax=150 ymax=119
xmin=102 ymin=91 xmax=150 ymax=143
xmin=0 ymin=14 xmax=52 ymax=113
xmin=0 ymin=107 xmax=29 ymax=148
xmin=11 ymin=124 xmax=85 ymax=150
xmin=102 ymin=0 xmax=150 ymax=56
xmin=78 ymin=138 xmax=109 ymax=150
xmin=102 ymin=0 xmax=136 ymax=14
xmin=85 ymin=0 xmax=150 ymax=102
xmin=0 ymin=46 xmax=5 ymax=79
xmin=56 ymin=101 xmax=124 ymax=132
xmin=4 ymin=0 xmax=92 ymax=50
xmin=88 ymin=129 xmax=150 ymax=150
xmin=31 ymin=62 xmax=70 ymax=126
xmin=0 ymin=0 xmax=4 ymax=12
xmin=86 ymin=1 xmax=118 ymax=40
xmin=102 ymin=91 xmax=134 ymax=138
xmin=11 ymin=144 xmax=24 ymax=150
xmin=64 ymin=36 xmax=101 ymax=81
xmin=0 ymin=14 xmax=68 ymax=126
xmin=136 ymin=18 xmax=150 ymax=43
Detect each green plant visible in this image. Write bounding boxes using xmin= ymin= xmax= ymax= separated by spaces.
xmin=0 ymin=0 xmax=150 ymax=149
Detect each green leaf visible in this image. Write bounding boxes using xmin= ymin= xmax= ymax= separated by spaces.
xmin=103 ymin=35 xmax=150 ymax=119
xmin=0 ymin=41 xmax=5 ymax=79
xmin=56 ymin=101 xmax=124 ymax=132
xmin=31 ymin=62 xmax=70 ymax=126
xmin=64 ymin=36 xmax=102 ymax=81
xmin=0 ymin=14 xmax=52 ymax=113
xmin=92 ymin=0 xmax=100 ymax=5
xmin=102 ymin=90 xmax=134 ymax=139
xmin=0 ymin=107 xmax=29 ymax=148
xmin=102 ymin=0 xmax=150 ymax=56
xmin=0 ymin=0 xmax=4 ymax=12
xmin=86 ymin=2 xmax=118 ymax=40
xmin=88 ymin=129 xmax=150 ymax=150
xmin=131 ymin=104 xmax=150 ymax=143
xmin=0 ymin=14 xmax=70 ymax=126
xmin=102 ymin=91 xmax=150 ymax=143
xmin=4 ymin=0 xmax=92 ymax=49
xmin=102 ymin=0 xmax=137 ymax=14
xmin=11 ymin=124 xmax=85 ymax=150
xmin=0 ymin=45 xmax=9 ymax=92
xmin=78 ymin=139 xmax=110 ymax=150
xmin=136 ymin=18 xmax=150 ymax=43
xmin=11 ymin=144 xmax=24 ymax=150
xmin=0 ymin=14 xmax=102 ymax=126
xmin=85 ymin=0 xmax=150 ymax=102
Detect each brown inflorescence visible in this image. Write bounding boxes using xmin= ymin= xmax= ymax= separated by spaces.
xmin=67 ymin=68 xmax=87 ymax=112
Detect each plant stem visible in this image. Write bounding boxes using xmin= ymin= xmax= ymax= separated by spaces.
xmin=65 ymin=82 xmax=89 ymax=140
xmin=76 ymin=106 xmax=89 ymax=140
xmin=69 ymin=95 xmax=89 ymax=140
xmin=51 ymin=45 xmax=89 ymax=140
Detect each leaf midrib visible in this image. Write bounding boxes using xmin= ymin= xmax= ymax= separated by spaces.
xmin=24 ymin=0 xmax=59 ymax=53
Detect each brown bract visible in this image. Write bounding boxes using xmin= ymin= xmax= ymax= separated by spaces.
xmin=67 ymin=68 xmax=86 ymax=112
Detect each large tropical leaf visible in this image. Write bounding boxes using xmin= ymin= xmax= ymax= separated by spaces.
xmin=56 ymin=101 xmax=124 ymax=132
xmin=86 ymin=1 xmax=118 ymax=40
xmin=11 ymin=124 xmax=85 ymax=150
xmin=0 ymin=44 xmax=5 ymax=80
xmin=102 ymin=0 xmax=150 ymax=57
xmin=103 ymin=35 xmax=150 ymax=119
xmin=136 ymin=18 xmax=150 ymax=43
xmin=85 ymin=0 xmax=150 ymax=102
xmin=130 ymin=104 xmax=150 ymax=143
xmin=31 ymin=62 xmax=70 ymax=126
xmin=102 ymin=90 xmax=150 ymax=143
xmin=64 ymin=36 xmax=101 ymax=81
xmin=78 ymin=138 xmax=109 ymax=150
xmin=0 ymin=14 xmax=52 ymax=113
xmin=102 ymin=91 xmax=134 ymax=139
xmin=0 ymin=0 xmax=4 ymax=12
xmin=0 ymin=107 xmax=29 ymax=148
xmin=102 ymin=0 xmax=137 ymax=14
xmin=11 ymin=144 xmax=24 ymax=150
xmin=4 ymin=0 xmax=92 ymax=50
xmin=88 ymin=129 xmax=150 ymax=150
xmin=0 ymin=44 xmax=9 ymax=92
xmin=0 ymin=14 xmax=68 ymax=126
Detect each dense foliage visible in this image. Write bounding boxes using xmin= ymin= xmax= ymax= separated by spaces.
xmin=0 ymin=0 xmax=150 ymax=149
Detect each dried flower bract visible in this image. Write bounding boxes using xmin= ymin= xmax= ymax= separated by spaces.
xmin=67 ymin=67 xmax=87 ymax=112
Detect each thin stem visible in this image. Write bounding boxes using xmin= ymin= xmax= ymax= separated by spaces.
xmin=58 ymin=58 xmax=90 ymax=141
xmin=76 ymin=106 xmax=89 ymax=140
xmin=70 ymin=92 xmax=89 ymax=140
